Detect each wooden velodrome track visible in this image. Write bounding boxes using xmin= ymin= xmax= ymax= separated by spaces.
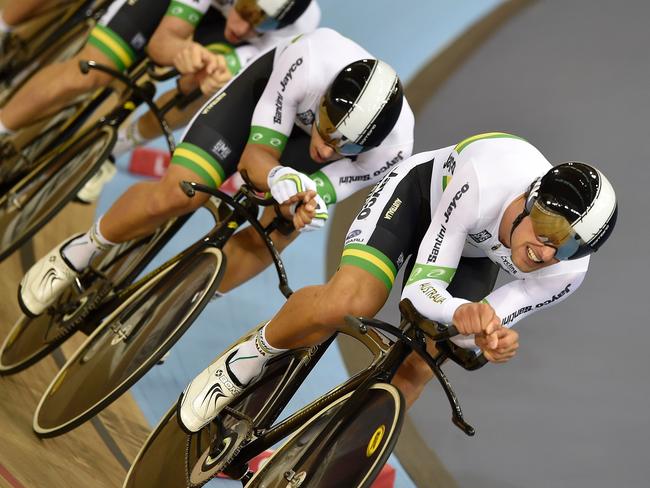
xmin=0 ymin=202 xmax=151 ymax=488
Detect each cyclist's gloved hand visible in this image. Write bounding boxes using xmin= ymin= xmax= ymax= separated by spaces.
xmin=295 ymin=193 xmax=328 ymax=232
xmin=267 ymin=166 xmax=317 ymax=209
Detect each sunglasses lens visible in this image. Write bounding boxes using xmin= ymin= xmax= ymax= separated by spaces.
xmin=530 ymin=201 xmax=580 ymax=260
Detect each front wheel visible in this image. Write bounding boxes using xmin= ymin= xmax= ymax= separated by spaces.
xmin=0 ymin=125 xmax=114 ymax=262
xmin=123 ymin=352 xmax=302 ymax=488
xmin=33 ymin=247 xmax=225 ymax=437
xmin=246 ymin=383 xmax=404 ymax=488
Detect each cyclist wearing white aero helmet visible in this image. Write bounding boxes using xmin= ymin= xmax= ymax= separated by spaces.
xmin=19 ymin=27 xmax=415 ymax=319
xmin=177 ymin=133 xmax=618 ymax=432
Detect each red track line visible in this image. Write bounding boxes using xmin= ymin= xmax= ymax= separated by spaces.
xmin=0 ymin=463 xmax=26 ymax=488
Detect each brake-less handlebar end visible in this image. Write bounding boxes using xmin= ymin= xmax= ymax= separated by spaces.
xmin=344 ymin=315 xmax=367 ymax=333
xmin=180 ymin=180 xmax=196 ymax=197
xmin=452 ymin=416 xmax=475 ymax=437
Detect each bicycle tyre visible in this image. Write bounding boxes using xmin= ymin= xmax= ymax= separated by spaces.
xmin=245 ymin=383 xmax=404 ymax=488
xmin=33 ymin=246 xmax=225 ymax=437
xmin=0 ymin=124 xmax=114 ymax=262
xmin=123 ymin=351 xmax=301 ymax=488
xmin=0 ymin=214 xmax=190 ymax=374
xmin=0 ymin=101 xmax=92 ymax=189
xmin=0 ymin=278 xmax=113 ymax=374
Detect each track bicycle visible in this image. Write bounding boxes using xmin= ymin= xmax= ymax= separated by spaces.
xmin=0 ymin=61 xmax=201 ymax=372
xmin=0 ymin=58 xmax=198 ymax=262
xmin=0 ymin=0 xmax=112 ymax=104
xmin=31 ymin=180 xmax=296 ymax=437
xmin=123 ymin=296 xmax=487 ymax=488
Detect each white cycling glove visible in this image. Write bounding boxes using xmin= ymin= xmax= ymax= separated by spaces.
xmin=267 ymin=166 xmax=317 ymax=206
xmin=299 ymin=193 xmax=328 ymax=233
xmin=267 ymin=166 xmax=329 ymax=232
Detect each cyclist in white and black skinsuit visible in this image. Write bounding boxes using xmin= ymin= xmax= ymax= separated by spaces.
xmin=0 ymin=0 xmax=321 ymax=201
xmin=176 ymin=133 xmax=618 ymax=432
xmin=19 ymin=28 xmax=415 ymax=320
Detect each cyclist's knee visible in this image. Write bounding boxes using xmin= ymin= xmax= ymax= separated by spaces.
xmin=69 ymin=46 xmax=119 ymax=89
xmin=316 ymin=274 xmax=382 ymax=328
xmin=147 ymin=177 xmax=208 ymax=217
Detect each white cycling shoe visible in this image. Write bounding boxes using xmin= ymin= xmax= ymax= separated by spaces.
xmin=18 ymin=236 xmax=80 ymax=317
xmin=76 ymin=159 xmax=117 ymax=204
xmin=178 ymin=349 xmax=244 ymax=433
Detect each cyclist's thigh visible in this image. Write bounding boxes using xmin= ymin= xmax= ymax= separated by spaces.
xmin=341 ymin=157 xmax=437 ymax=293
xmin=171 ymin=48 xmax=276 ymax=189
xmin=88 ymin=0 xmax=169 ymax=72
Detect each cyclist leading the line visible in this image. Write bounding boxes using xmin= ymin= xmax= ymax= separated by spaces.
xmin=177 ymin=133 xmax=618 ymax=432
xmin=18 ymin=27 xmax=415 ymax=317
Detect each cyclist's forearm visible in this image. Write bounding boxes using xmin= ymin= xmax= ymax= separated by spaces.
xmin=147 ymin=33 xmax=192 ymax=67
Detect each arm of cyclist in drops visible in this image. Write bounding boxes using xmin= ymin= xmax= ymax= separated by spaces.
xmin=400 ymin=163 xmax=504 ymax=354
xmin=474 ymin=268 xmax=587 ymax=362
xmin=309 ymin=128 xmax=415 ymax=208
xmin=238 ymin=37 xmax=325 ymax=231
xmin=147 ymin=5 xmax=232 ymax=94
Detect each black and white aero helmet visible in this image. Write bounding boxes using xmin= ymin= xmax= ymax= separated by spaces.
xmin=316 ymin=59 xmax=403 ymax=156
xmin=526 ymin=162 xmax=618 ymax=260
xmin=234 ymin=0 xmax=312 ymax=31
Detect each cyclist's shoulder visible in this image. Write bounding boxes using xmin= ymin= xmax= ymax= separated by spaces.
xmin=287 ymin=28 xmax=369 ymax=57
xmin=453 ymin=133 xmax=551 ymax=184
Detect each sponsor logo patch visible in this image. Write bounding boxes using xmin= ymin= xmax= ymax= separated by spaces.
xmin=469 ymin=230 xmax=492 ymax=243
xmin=345 ymin=229 xmax=362 ymax=243
xmin=443 ymin=154 xmax=456 ymax=174
xmin=211 ymin=139 xmax=231 ymax=160
xmin=297 ymin=109 xmax=315 ymax=126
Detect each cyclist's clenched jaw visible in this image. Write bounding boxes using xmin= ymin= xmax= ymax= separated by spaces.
xmin=309 ymin=123 xmax=339 ymax=163
xmin=509 ymin=215 xmax=559 ymax=273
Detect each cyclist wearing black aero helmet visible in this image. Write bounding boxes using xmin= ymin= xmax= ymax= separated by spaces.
xmin=173 ymin=133 xmax=618 ymax=433
xmin=19 ymin=28 xmax=415 ymax=324
xmin=516 ymin=162 xmax=617 ymax=261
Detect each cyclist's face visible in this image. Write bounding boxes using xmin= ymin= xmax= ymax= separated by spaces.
xmin=510 ymin=214 xmax=559 ymax=272
xmin=309 ymin=123 xmax=340 ymax=163
xmin=225 ymin=8 xmax=256 ymax=44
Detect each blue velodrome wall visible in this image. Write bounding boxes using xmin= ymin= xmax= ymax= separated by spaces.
xmin=95 ymin=2 xmax=504 ymax=486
